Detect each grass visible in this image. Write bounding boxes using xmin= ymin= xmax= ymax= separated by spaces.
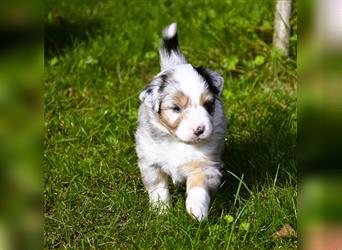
xmin=44 ymin=0 xmax=297 ymax=248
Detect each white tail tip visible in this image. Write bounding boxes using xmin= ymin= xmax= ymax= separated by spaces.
xmin=162 ymin=23 xmax=177 ymax=39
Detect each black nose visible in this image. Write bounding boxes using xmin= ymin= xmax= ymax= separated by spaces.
xmin=194 ymin=125 xmax=205 ymax=136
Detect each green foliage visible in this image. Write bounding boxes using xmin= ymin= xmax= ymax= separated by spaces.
xmin=44 ymin=0 xmax=297 ymax=249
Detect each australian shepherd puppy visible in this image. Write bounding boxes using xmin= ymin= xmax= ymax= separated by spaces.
xmin=135 ymin=23 xmax=227 ymax=221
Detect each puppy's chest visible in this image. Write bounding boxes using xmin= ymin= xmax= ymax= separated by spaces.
xmin=153 ymin=141 xmax=205 ymax=165
xmin=146 ymin=141 xmax=206 ymax=178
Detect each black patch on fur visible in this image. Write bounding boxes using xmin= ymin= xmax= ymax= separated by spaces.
xmin=203 ymin=99 xmax=215 ymax=115
xmin=157 ymin=100 xmax=163 ymax=114
xmin=158 ymin=73 xmax=169 ymax=93
xmin=163 ymin=33 xmax=179 ymax=55
xmin=194 ymin=66 xmax=219 ymax=95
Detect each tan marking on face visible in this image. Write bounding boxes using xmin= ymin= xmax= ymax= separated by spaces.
xmin=200 ymin=91 xmax=215 ymax=114
xmin=158 ymin=91 xmax=189 ymax=133
xmin=200 ymin=91 xmax=213 ymax=106
xmin=158 ymin=110 xmax=185 ymax=132
xmin=174 ymin=91 xmax=189 ymax=108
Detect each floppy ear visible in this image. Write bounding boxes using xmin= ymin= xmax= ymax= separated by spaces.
xmin=139 ymin=83 xmax=161 ymax=112
xmin=206 ymin=68 xmax=224 ymax=95
xmin=194 ymin=67 xmax=224 ymax=95
xmin=139 ymin=74 xmax=168 ymax=112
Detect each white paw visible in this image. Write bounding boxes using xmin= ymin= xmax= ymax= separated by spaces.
xmin=186 ymin=187 xmax=210 ymax=221
xmin=149 ymin=186 xmax=170 ymax=213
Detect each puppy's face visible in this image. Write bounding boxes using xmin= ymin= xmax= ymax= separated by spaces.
xmin=140 ymin=64 xmax=223 ymax=143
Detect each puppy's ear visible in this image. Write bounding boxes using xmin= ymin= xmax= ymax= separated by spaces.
xmin=194 ymin=66 xmax=224 ymax=96
xmin=139 ymin=83 xmax=160 ymax=112
xmin=139 ymin=74 xmax=168 ymax=112
xmin=159 ymin=23 xmax=187 ymax=71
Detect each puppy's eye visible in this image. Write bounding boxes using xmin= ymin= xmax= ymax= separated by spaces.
xmin=172 ymin=105 xmax=182 ymax=113
xmin=204 ymin=100 xmax=215 ymax=114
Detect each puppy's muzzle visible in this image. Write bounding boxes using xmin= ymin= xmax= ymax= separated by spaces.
xmin=193 ymin=125 xmax=205 ymax=136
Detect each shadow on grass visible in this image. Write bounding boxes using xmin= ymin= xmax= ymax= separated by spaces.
xmin=213 ymin=106 xmax=296 ymax=215
xmin=44 ymin=16 xmax=102 ymax=58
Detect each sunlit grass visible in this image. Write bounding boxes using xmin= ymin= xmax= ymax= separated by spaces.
xmin=44 ymin=0 xmax=297 ymax=248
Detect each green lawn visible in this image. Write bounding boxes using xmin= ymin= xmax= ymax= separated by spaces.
xmin=44 ymin=0 xmax=297 ymax=248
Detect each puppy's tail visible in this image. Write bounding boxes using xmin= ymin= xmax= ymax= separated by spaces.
xmin=159 ymin=23 xmax=187 ymax=71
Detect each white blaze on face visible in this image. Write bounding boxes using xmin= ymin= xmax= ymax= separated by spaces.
xmin=176 ymin=105 xmax=213 ymax=142
xmin=173 ymin=64 xmax=206 ymax=101
xmin=171 ymin=64 xmax=214 ymax=143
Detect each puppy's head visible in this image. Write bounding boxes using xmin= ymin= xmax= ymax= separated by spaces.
xmin=139 ymin=23 xmax=224 ymax=144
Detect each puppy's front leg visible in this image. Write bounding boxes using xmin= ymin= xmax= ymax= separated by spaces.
xmin=186 ymin=166 xmax=221 ymax=221
xmin=139 ymin=163 xmax=170 ymax=211
xmin=186 ymin=172 xmax=210 ymax=221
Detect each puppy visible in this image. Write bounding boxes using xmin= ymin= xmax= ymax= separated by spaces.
xmin=135 ymin=23 xmax=227 ymax=221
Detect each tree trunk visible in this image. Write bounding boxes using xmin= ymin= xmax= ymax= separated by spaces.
xmin=273 ymin=0 xmax=292 ymax=57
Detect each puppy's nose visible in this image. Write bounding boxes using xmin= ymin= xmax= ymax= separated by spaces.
xmin=193 ymin=125 xmax=205 ymax=136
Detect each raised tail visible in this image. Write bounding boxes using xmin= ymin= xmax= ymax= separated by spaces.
xmin=159 ymin=23 xmax=187 ymax=71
